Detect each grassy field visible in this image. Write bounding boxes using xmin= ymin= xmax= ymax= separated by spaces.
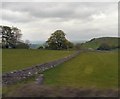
xmin=2 ymin=50 xmax=118 ymax=96
xmin=2 ymin=49 xmax=74 ymax=73
xmin=44 ymin=51 xmax=118 ymax=89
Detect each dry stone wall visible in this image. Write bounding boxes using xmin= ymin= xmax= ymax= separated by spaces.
xmin=2 ymin=51 xmax=80 ymax=85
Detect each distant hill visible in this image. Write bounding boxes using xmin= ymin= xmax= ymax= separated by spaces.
xmin=29 ymin=44 xmax=41 ymax=49
xmin=81 ymin=37 xmax=120 ymax=49
xmin=29 ymin=41 xmax=45 ymax=49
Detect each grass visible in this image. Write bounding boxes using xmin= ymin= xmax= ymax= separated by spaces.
xmin=81 ymin=37 xmax=120 ymax=49
xmin=2 ymin=49 xmax=74 ymax=73
xmin=44 ymin=51 xmax=118 ymax=89
xmin=2 ymin=50 xmax=118 ymax=96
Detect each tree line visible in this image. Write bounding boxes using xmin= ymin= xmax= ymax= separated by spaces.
xmin=1 ymin=25 xmax=117 ymax=50
xmin=0 ymin=25 xmax=75 ymax=50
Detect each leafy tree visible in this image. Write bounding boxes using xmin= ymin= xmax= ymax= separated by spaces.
xmin=0 ymin=25 xmax=22 ymax=48
xmin=66 ymin=40 xmax=74 ymax=49
xmin=46 ymin=30 xmax=73 ymax=50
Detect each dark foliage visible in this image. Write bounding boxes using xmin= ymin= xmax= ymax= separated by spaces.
xmin=1 ymin=25 xmax=22 ymax=48
xmin=15 ymin=43 xmax=29 ymax=49
xmin=46 ymin=30 xmax=73 ymax=50
xmin=38 ymin=46 xmax=44 ymax=49
xmin=97 ymin=43 xmax=111 ymax=50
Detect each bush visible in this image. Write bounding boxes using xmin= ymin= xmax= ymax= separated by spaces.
xmin=38 ymin=46 xmax=44 ymax=49
xmin=16 ymin=43 xmax=29 ymax=49
xmin=97 ymin=43 xmax=111 ymax=50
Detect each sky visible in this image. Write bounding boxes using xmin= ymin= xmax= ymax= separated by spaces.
xmin=1 ymin=2 xmax=118 ymax=43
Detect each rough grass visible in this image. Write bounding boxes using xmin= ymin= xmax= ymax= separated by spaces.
xmin=2 ymin=49 xmax=74 ymax=73
xmin=44 ymin=51 xmax=118 ymax=89
xmin=81 ymin=37 xmax=120 ymax=49
xmin=2 ymin=50 xmax=118 ymax=97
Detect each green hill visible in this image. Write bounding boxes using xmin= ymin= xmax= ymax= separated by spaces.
xmin=81 ymin=37 xmax=120 ymax=49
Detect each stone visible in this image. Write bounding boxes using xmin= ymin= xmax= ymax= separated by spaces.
xmin=36 ymin=74 xmax=44 ymax=84
xmin=2 ymin=51 xmax=80 ymax=85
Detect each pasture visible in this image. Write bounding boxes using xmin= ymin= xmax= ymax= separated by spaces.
xmin=2 ymin=50 xmax=118 ymax=96
xmin=2 ymin=49 xmax=74 ymax=73
xmin=44 ymin=51 xmax=118 ymax=89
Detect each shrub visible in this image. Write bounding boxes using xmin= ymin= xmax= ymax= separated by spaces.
xmin=97 ymin=43 xmax=111 ymax=50
xmin=38 ymin=46 xmax=44 ymax=49
xmin=15 ymin=43 xmax=29 ymax=49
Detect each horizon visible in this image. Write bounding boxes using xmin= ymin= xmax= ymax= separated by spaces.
xmin=30 ymin=36 xmax=119 ymax=44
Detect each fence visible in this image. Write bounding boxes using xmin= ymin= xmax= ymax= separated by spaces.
xmin=2 ymin=51 xmax=80 ymax=85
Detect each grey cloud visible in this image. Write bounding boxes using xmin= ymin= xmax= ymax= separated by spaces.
xmin=67 ymin=28 xmax=118 ymax=41
xmin=2 ymin=2 xmax=115 ymax=20
xmin=1 ymin=2 xmax=118 ymax=41
xmin=2 ymin=10 xmax=34 ymax=23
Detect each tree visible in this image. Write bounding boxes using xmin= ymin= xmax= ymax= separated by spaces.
xmin=11 ymin=26 xmax=22 ymax=43
xmin=46 ymin=30 xmax=73 ymax=50
xmin=1 ymin=25 xmax=22 ymax=48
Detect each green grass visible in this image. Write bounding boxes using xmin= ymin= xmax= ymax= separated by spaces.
xmin=44 ymin=51 xmax=118 ymax=89
xmin=81 ymin=37 xmax=120 ymax=49
xmin=2 ymin=50 xmax=118 ymax=96
xmin=2 ymin=49 xmax=74 ymax=73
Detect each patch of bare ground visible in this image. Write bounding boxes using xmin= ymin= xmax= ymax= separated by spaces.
xmin=3 ymin=83 xmax=118 ymax=97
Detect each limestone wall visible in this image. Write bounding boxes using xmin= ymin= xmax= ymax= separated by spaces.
xmin=2 ymin=51 xmax=80 ymax=85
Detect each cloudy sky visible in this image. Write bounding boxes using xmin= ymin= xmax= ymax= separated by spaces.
xmin=1 ymin=2 xmax=118 ymax=43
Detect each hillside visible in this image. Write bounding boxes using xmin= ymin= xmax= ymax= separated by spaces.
xmin=80 ymin=37 xmax=120 ymax=49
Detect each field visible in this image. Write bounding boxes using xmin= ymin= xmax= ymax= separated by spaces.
xmin=2 ymin=49 xmax=74 ymax=73
xmin=44 ymin=51 xmax=118 ymax=89
xmin=2 ymin=49 xmax=118 ymax=96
